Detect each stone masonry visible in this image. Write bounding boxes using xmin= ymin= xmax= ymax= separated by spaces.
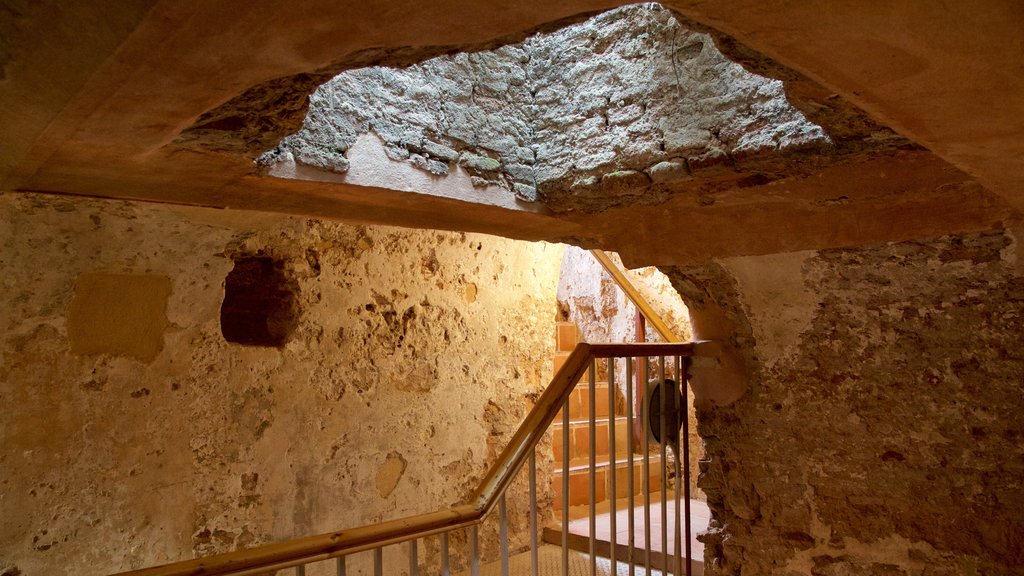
xmin=665 ymin=232 xmax=1024 ymax=576
xmin=259 ymin=4 xmax=828 ymax=212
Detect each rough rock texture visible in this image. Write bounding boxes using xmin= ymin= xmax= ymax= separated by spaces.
xmin=558 ymin=247 xmax=692 ymax=345
xmin=260 ymin=3 xmax=829 ymax=212
xmin=556 ymin=246 xmax=701 ymax=497
xmin=664 ymin=231 xmax=1024 ymax=575
xmin=0 ymin=191 xmax=563 ymax=575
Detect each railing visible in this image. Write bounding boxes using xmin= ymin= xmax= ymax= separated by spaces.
xmin=589 ymin=250 xmax=689 ymax=522
xmin=114 ymin=342 xmax=699 ymax=576
xmin=589 ymin=249 xmax=680 ymax=343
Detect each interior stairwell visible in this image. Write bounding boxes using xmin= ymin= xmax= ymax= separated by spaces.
xmin=544 ymin=322 xmax=708 ymax=575
xmin=114 ymin=251 xmax=707 ymax=576
xmin=549 ymin=322 xmax=663 ymax=513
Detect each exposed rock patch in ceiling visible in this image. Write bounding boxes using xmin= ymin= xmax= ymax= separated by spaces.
xmin=257 ymin=3 xmax=832 ymax=213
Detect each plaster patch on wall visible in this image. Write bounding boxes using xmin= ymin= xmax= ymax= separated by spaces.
xmin=720 ymin=250 xmax=818 ymax=367
xmin=67 ymin=272 xmax=171 ymax=361
xmin=463 ymin=282 xmax=478 ymax=304
xmin=375 ymin=452 xmax=407 ymax=498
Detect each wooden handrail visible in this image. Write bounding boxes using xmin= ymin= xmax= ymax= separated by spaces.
xmin=113 ymin=342 xmax=695 ymax=576
xmin=590 ymin=249 xmax=680 ymax=343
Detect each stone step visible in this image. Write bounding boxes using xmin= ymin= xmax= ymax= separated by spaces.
xmin=551 ymin=416 xmax=631 ymax=461
xmin=551 ymin=453 xmax=666 ymax=509
xmin=555 ymin=321 xmax=580 ymax=353
xmin=541 ymin=498 xmax=710 ymax=576
xmin=554 ymin=381 xmax=622 ymax=421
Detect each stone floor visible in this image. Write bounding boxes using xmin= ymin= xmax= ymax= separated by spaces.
xmin=465 ymin=544 xmax=668 ymax=576
xmin=543 ymin=494 xmax=710 ymax=576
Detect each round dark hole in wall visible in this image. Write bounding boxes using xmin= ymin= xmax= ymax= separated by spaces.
xmin=220 ymin=256 xmax=299 ymax=347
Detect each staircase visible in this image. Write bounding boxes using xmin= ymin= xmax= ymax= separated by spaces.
xmin=549 ymin=322 xmax=663 ymax=512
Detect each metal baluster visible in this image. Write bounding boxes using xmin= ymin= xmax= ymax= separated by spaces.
xmin=336 ymin=555 xmax=346 ymax=576
xmin=626 ymin=357 xmax=636 ymax=575
xmin=674 ymin=355 xmax=684 ymax=576
xmin=295 ymin=564 xmax=305 ymax=576
xmin=500 ymin=494 xmax=510 ymax=576
xmin=530 ymin=450 xmax=539 ymax=576
xmin=682 ymin=356 xmax=693 ymax=576
xmin=608 ymin=357 xmax=618 ymax=571
xmin=562 ymin=396 xmax=570 ymax=576
xmin=589 ymin=358 xmax=597 ymax=575
xmin=471 ymin=524 xmax=479 ymax=576
xmin=374 ymin=547 xmax=383 ymax=576
xmin=442 ymin=532 xmax=450 ymax=576
xmin=643 ymin=356 xmax=651 ymax=576
xmin=659 ymin=357 xmax=669 ymax=575
xmin=409 ymin=538 xmax=419 ymax=576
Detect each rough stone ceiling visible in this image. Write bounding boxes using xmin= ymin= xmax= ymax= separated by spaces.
xmin=258 ymin=5 xmax=830 ymax=214
xmin=1 ymin=1 xmax=1021 ymax=266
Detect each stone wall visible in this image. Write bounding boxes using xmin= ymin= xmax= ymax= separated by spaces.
xmin=666 ymin=231 xmax=1024 ymax=575
xmin=0 ymin=192 xmax=563 ymax=575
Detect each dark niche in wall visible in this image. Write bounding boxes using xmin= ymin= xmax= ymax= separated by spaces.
xmin=220 ymin=256 xmax=299 ymax=347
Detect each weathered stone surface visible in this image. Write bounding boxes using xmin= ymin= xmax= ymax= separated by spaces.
xmin=600 ymin=170 xmax=651 ymax=196
xmin=665 ymin=231 xmax=1024 ymax=576
xmin=647 ymin=160 xmax=690 ymax=183
xmin=0 ymin=192 xmax=562 ymax=575
xmin=423 ymin=140 xmax=459 ymax=162
xmin=512 ymin=183 xmax=538 ymax=202
xmin=261 ymin=4 xmax=829 ymax=213
xmin=460 ymin=154 xmax=502 ymax=175
xmin=409 ymin=153 xmax=449 ymax=176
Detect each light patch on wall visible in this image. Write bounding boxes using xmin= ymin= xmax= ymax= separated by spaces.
xmin=720 ymin=251 xmax=819 ymax=367
xmin=1005 ymin=224 xmax=1022 ymax=276
xmin=463 ymin=282 xmax=478 ymax=304
xmin=67 ymin=272 xmax=171 ymax=361
xmin=375 ymin=452 xmax=407 ymax=498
